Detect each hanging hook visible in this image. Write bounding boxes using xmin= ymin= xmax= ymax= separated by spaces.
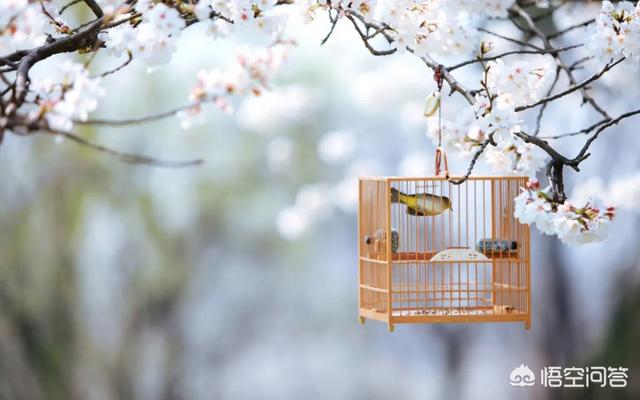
xmin=432 ymin=64 xmax=448 ymax=178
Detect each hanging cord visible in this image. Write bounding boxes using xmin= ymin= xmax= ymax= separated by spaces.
xmin=433 ymin=65 xmax=449 ymax=178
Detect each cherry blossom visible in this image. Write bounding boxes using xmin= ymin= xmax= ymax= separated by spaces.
xmin=28 ymin=61 xmax=105 ymax=132
xmin=467 ymin=0 xmax=515 ymax=18
xmin=179 ymin=44 xmax=291 ymax=128
xmin=514 ymin=181 xmax=616 ymax=246
xmin=427 ymin=88 xmax=548 ymax=177
xmin=0 ymin=0 xmax=635 ymax=246
xmin=0 ymin=1 xmax=48 ymax=54
xmin=194 ymin=0 xmax=285 ymax=39
xmin=587 ymin=1 xmax=640 ymax=62
xmin=101 ymin=2 xmax=186 ymax=66
xmin=486 ymin=58 xmax=554 ymax=107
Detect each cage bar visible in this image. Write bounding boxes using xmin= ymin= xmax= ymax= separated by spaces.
xmin=358 ymin=176 xmax=531 ymax=331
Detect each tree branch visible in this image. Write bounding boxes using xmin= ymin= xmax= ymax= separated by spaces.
xmin=348 ymin=11 xmax=476 ymax=104
xmin=447 ymin=44 xmax=581 ymax=71
xmin=447 ymin=135 xmax=494 ymax=185
xmin=44 ymin=129 xmax=203 ymax=167
xmin=91 ymin=51 xmax=133 ymax=79
xmin=533 ymin=66 xmax=561 ymax=136
xmin=477 ymin=27 xmax=543 ymax=51
xmin=512 ymin=4 xmax=611 ymax=119
xmin=59 ymin=0 xmax=83 ymax=15
xmin=346 ymin=15 xmax=396 ymax=56
xmin=321 ymin=10 xmax=339 ymax=46
xmin=83 ymin=0 xmax=104 ymax=18
xmin=548 ymin=18 xmax=595 ymax=40
xmin=514 ymin=58 xmax=625 ymax=112
xmin=76 ymin=103 xmax=203 ymax=127
xmin=570 ymin=108 xmax=640 ymax=164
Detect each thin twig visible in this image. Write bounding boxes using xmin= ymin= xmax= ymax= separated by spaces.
xmin=447 ymin=44 xmax=581 ymax=71
xmin=321 ymin=10 xmax=339 ymax=46
xmin=76 ymin=103 xmax=200 ymax=126
xmin=512 ymin=4 xmax=611 ymax=119
xmin=40 ymin=128 xmax=202 ymax=167
xmin=346 ymin=15 xmax=396 ymax=56
xmin=349 ymin=11 xmax=476 ymax=104
xmin=513 ymin=131 xmax=580 ymax=171
xmin=570 ymin=108 xmax=640 ymax=164
xmin=533 ymin=66 xmax=561 ymax=137
xmin=82 ymin=0 xmax=104 ymax=18
xmin=92 ymin=52 xmax=133 ymax=78
xmin=568 ymin=56 xmax=593 ymax=70
xmin=59 ymin=0 xmax=83 ymax=14
xmin=515 ymin=58 xmax=625 ymax=112
xmin=448 ymin=136 xmax=493 ymax=185
xmin=538 ymin=119 xmax=608 ymax=139
xmin=548 ymin=18 xmax=595 ymax=40
xmin=477 ymin=27 xmax=543 ymax=51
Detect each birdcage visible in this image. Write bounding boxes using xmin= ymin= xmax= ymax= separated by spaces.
xmin=358 ymin=176 xmax=531 ymax=332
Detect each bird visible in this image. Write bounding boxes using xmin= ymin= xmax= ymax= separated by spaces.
xmin=390 ymin=187 xmax=452 ymax=216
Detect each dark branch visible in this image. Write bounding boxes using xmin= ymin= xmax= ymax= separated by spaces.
xmin=548 ymin=18 xmax=595 ymax=39
xmin=533 ymin=67 xmax=561 ymax=137
xmin=447 ymin=44 xmax=581 ymax=71
xmin=44 ymin=129 xmax=203 ymax=167
xmin=570 ymin=108 xmax=640 ymax=164
xmin=59 ymin=0 xmax=83 ymax=15
xmin=83 ymin=0 xmax=104 ymax=18
xmin=346 ymin=15 xmax=396 ymax=56
xmin=448 ymin=135 xmax=494 ymax=185
xmin=512 ymin=4 xmax=611 ymax=119
xmin=477 ymin=27 xmax=543 ymax=51
xmin=538 ymin=119 xmax=608 ymax=140
xmin=514 ymin=58 xmax=625 ymax=112
xmin=76 ymin=103 xmax=203 ymax=127
xmin=321 ymin=10 xmax=339 ymax=46
xmin=92 ymin=51 xmax=133 ymax=79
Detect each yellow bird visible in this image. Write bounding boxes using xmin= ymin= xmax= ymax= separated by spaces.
xmin=390 ymin=188 xmax=452 ymax=216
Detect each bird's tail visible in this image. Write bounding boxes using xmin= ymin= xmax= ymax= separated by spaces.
xmin=390 ymin=187 xmax=405 ymax=203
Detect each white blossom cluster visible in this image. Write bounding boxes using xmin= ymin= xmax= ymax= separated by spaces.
xmin=427 ymin=57 xmax=552 ymax=177
xmin=101 ymin=1 xmax=186 ymax=66
xmin=587 ymin=1 xmax=640 ymax=62
xmin=514 ymin=180 xmax=616 ymax=246
xmin=457 ymin=0 xmax=515 ymax=18
xmin=485 ymin=59 xmax=555 ymax=108
xmin=28 ymin=61 xmax=105 ymax=132
xmin=101 ymin=0 xmax=285 ymax=66
xmin=0 ymin=0 xmax=49 ymax=54
xmin=304 ymin=0 xmax=517 ymax=56
xmin=194 ymin=0 xmax=286 ymax=39
xmin=303 ymin=0 xmax=377 ymax=22
xmin=179 ymin=44 xmax=290 ymax=128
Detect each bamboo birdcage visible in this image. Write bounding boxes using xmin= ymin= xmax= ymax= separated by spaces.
xmin=358 ymin=176 xmax=532 ymax=332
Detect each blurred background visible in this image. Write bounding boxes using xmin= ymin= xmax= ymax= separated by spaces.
xmin=1 ymin=2 xmax=639 ymax=399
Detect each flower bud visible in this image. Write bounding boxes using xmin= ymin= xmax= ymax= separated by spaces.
xmin=480 ymin=41 xmax=493 ymax=55
xmin=526 ymin=179 xmax=540 ymax=191
xmin=605 ymin=206 xmax=616 ymax=219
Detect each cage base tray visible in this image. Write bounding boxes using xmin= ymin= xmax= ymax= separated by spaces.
xmin=390 ymin=251 xmax=520 ymax=262
xmin=391 ymin=308 xmax=523 ymax=317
